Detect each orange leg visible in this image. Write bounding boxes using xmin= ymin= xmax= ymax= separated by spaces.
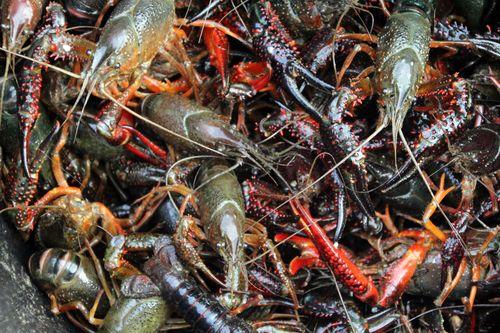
xmin=84 ymin=239 xmax=115 ymax=306
xmin=355 ymin=66 xmax=376 ymax=81
xmin=417 ymin=75 xmax=458 ymax=97
xmin=34 ymin=187 xmax=82 ymax=207
xmin=142 ymin=75 xmax=190 ymax=94
xmin=162 ymin=37 xmax=202 ymax=103
xmin=93 ymin=0 xmax=118 ymax=31
xmin=79 ymin=157 xmax=92 ymax=191
xmin=434 ymin=257 xmax=468 ymax=306
xmin=244 ymin=222 xmax=299 ymax=317
xmin=337 ymin=33 xmax=379 ymax=44
xmin=51 ymin=122 xmax=70 ymax=187
xmin=236 ymin=103 xmax=250 ymax=136
xmin=376 ymin=204 xmax=398 ymax=236
xmin=481 ymin=176 xmax=498 ymax=216
xmin=262 ymin=238 xmax=299 ymax=315
xmin=456 ymin=175 xmax=476 ymax=212
xmin=126 ymin=191 xmax=168 ymax=232
xmin=230 ymin=294 xmax=265 ymax=315
xmin=463 ymin=227 xmax=499 ymax=313
xmin=336 ymin=43 xmax=376 ymax=88
xmin=379 ymin=0 xmax=391 ymax=17
xmin=107 ymin=81 xmax=121 ymax=96
xmin=49 ymin=291 xmax=104 ymax=326
xmin=173 ymin=216 xmax=225 ymax=287
xmin=379 ymin=232 xmax=435 ymax=307
xmin=420 ymin=174 xmax=455 ymax=242
xmin=429 ymin=40 xmax=476 ymax=51
xmin=93 ymin=202 xmax=126 ymax=236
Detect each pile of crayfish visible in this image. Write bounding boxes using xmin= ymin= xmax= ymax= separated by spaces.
xmin=0 ymin=0 xmax=499 ymax=331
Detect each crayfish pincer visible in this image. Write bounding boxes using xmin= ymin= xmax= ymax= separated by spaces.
xmin=1 ymin=0 xmax=45 ymax=51
xmin=451 ymin=123 xmax=500 ymax=177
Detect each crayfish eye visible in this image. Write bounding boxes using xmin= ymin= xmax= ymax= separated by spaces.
xmin=114 ymin=63 xmax=121 ymax=69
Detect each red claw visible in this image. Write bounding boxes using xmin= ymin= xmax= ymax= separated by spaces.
xmin=378 ymin=232 xmax=433 ymax=307
xmin=274 ymin=233 xmax=326 ymax=275
xmin=289 ymin=257 xmax=321 ymax=276
xmin=203 ymin=26 xmax=229 ymax=90
xmin=232 ymin=62 xmax=273 ymax=92
xmin=290 ymin=199 xmax=379 ymax=305
xmin=95 ymin=101 xmax=168 ymax=166
xmin=284 ymin=201 xmax=436 ymax=307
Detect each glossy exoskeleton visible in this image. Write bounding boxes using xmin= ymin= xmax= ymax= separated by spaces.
xmin=98 ymin=274 xmax=170 ymax=333
xmin=451 ymin=123 xmax=500 ymax=176
xmin=143 ymin=236 xmax=254 ymax=333
xmin=64 ymin=0 xmax=106 ymax=24
xmin=29 ymin=248 xmax=109 ymax=319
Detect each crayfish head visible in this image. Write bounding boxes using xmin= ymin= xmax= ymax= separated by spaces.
xmin=1 ymin=0 xmax=40 ymax=50
xmin=85 ymin=17 xmax=139 ymax=93
xmin=377 ymin=49 xmax=422 ymax=159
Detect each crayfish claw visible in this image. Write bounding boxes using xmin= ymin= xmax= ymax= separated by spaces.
xmin=283 ymin=74 xmax=325 ymax=124
xmin=469 ymin=37 xmax=500 ymax=59
xmin=333 ymin=213 xmax=347 ymax=242
xmin=343 ymin=171 xmax=380 ymax=234
xmin=290 ymin=62 xmax=334 ymax=93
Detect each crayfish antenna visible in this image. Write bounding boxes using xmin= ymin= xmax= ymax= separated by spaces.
xmin=187 ymin=0 xmax=222 ymax=22
xmin=282 ymin=75 xmax=326 ymax=124
xmin=72 ymin=74 xmax=97 ymax=140
xmin=0 ymin=51 xmax=13 ymax=127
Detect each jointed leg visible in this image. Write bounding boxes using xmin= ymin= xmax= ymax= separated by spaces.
xmin=49 ymin=291 xmax=104 ymax=326
xmin=463 ymin=227 xmax=499 ymax=313
xmin=420 ymin=174 xmax=455 ymax=242
xmin=173 ymin=216 xmax=225 ymax=288
xmin=52 ymin=122 xmax=70 ymax=187
xmin=336 ymin=43 xmax=376 ymax=88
